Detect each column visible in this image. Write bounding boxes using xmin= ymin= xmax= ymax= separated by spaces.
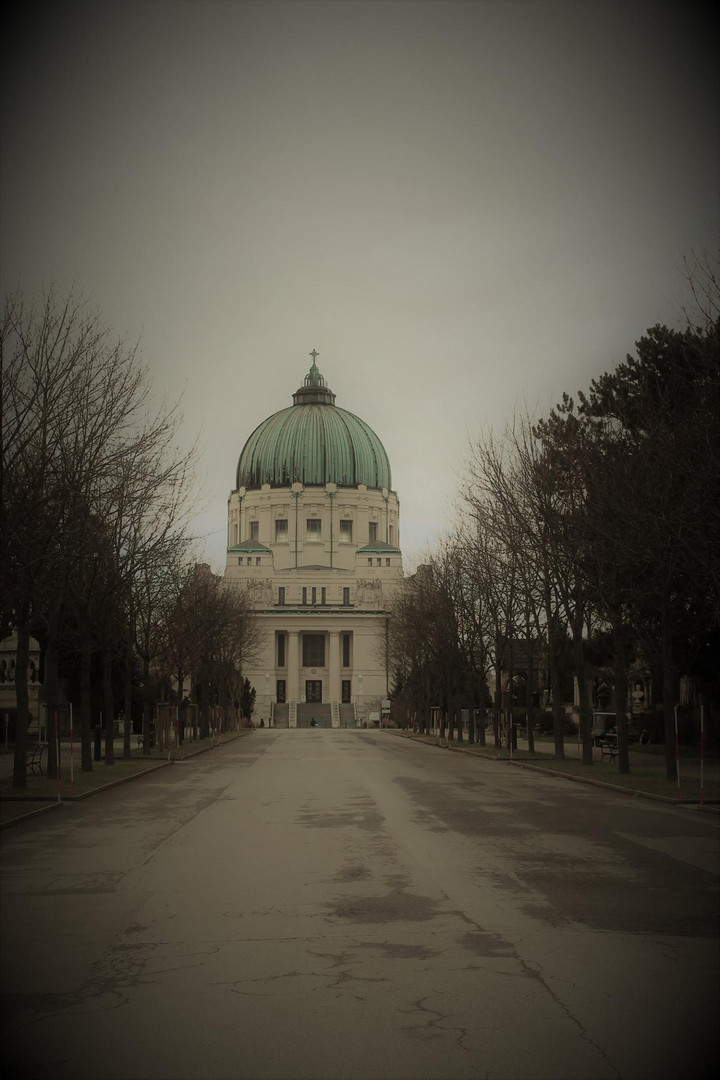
xmin=288 ymin=631 xmax=299 ymax=702
xmin=328 ymin=631 xmax=341 ymax=703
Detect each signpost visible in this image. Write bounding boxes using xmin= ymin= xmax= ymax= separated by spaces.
xmin=674 ymin=704 xmax=681 ymax=800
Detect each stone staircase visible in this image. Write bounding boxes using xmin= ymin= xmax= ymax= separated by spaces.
xmin=340 ymin=703 xmax=356 ymax=728
xmin=295 ymin=702 xmax=332 ymax=728
xmin=272 ymin=703 xmax=289 ymax=728
xmin=276 ymin=702 xmax=356 ymax=729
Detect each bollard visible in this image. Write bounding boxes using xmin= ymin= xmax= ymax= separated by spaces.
xmin=94 ymin=724 xmax=102 ymax=761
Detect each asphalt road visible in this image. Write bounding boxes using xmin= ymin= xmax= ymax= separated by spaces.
xmin=1 ymin=730 xmax=718 ymax=1080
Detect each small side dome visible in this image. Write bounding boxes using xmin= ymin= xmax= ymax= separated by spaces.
xmin=236 ymin=352 xmax=392 ymax=490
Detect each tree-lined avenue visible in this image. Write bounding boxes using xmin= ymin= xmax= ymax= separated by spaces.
xmin=1 ymin=730 xmax=718 ymax=1079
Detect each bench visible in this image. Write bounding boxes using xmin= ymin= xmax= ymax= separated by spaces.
xmin=26 ymin=742 xmax=47 ymax=774
xmin=596 ymin=735 xmax=617 ymax=762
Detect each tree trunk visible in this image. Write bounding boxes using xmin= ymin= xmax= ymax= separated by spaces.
xmin=177 ymin=664 xmax=185 ymax=744
xmin=506 ymin=630 xmax=514 ymax=752
xmin=526 ymin=647 xmax=535 ymax=754
xmin=424 ymin=677 xmax=432 ymax=736
xmin=103 ymin=644 xmax=115 ymax=765
xmin=524 ymin=606 xmax=535 ymax=753
xmin=477 ymin=708 xmax=486 ymax=747
xmin=493 ymin=650 xmax=502 ymax=749
xmin=547 ymin=620 xmax=565 ymax=760
xmin=44 ymin=610 xmax=61 ymax=779
xmin=477 ymin=677 xmax=486 ymax=746
xmin=613 ymin=624 xmax=630 ymax=775
xmin=572 ymin=612 xmax=594 ymax=766
xmin=123 ymin=636 xmax=133 ymax=759
xmin=142 ymin=652 xmax=152 ymax=755
xmin=80 ymin=623 xmax=93 ymax=772
xmin=661 ymin=587 xmax=677 ymax=782
xmin=12 ymin=617 xmax=31 ymax=790
xmin=542 ymin=566 xmax=565 ymax=760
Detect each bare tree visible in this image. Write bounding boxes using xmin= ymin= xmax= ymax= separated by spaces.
xmin=465 ymin=423 xmax=571 ymax=759
xmin=1 ymin=287 xmax=196 ymax=783
xmin=1 ymin=289 xmax=126 ymax=785
xmin=386 ymin=538 xmax=490 ymax=741
xmin=167 ymin=564 xmax=262 ymax=739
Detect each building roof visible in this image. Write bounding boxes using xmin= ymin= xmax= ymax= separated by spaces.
xmin=236 ymin=355 xmax=392 ymax=491
xmin=357 ymin=541 xmax=401 ymax=553
xmin=276 ymin=563 xmax=354 ymax=573
xmin=229 ymin=539 xmax=271 ymax=552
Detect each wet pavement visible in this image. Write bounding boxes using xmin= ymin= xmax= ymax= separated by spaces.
xmin=1 ymin=729 xmax=718 ymax=1079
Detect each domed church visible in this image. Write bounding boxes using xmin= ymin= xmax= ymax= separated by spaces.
xmin=224 ymin=353 xmax=403 ymax=726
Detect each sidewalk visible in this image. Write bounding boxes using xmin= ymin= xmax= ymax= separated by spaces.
xmin=0 ymin=730 xmax=251 ymax=827
xmin=0 ymin=732 xmax=248 ymax=782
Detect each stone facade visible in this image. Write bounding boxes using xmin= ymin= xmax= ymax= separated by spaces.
xmin=224 ymin=358 xmax=403 ymax=725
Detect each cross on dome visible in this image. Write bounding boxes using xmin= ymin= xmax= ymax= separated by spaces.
xmin=304 ymin=349 xmax=326 ymax=388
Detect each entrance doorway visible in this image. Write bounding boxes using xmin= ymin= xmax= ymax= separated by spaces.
xmin=305 ymin=680 xmax=322 ymax=703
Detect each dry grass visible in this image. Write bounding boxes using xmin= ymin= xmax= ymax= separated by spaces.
xmin=391 ymin=731 xmax=719 ymax=803
xmin=0 ymin=755 xmax=167 ymax=802
xmin=505 ymin=754 xmax=717 ymax=802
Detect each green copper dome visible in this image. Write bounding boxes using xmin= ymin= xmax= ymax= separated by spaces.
xmin=236 ymin=354 xmax=392 ymax=491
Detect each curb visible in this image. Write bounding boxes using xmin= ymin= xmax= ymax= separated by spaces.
xmin=387 ymin=730 xmax=718 ymax=807
xmin=503 ymin=756 xmax=719 ymax=806
xmin=72 ymin=759 xmax=173 ymax=799
xmin=169 ymin=730 xmax=251 ymax=762
xmin=0 ymin=760 xmax=173 ymax=827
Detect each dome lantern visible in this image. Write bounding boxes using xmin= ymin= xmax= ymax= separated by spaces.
xmin=293 ymin=350 xmax=336 ymax=406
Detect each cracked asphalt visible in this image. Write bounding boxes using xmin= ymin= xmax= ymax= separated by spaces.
xmin=1 ymin=729 xmax=718 ymax=1079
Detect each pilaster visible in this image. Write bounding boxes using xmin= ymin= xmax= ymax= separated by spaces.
xmin=329 ymin=631 xmax=341 ymax=704
xmin=288 ymin=631 xmax=299 ymax=703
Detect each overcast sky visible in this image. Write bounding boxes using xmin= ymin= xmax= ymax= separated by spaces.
xmin=2 ymin=0 xmax=718 ymax=571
